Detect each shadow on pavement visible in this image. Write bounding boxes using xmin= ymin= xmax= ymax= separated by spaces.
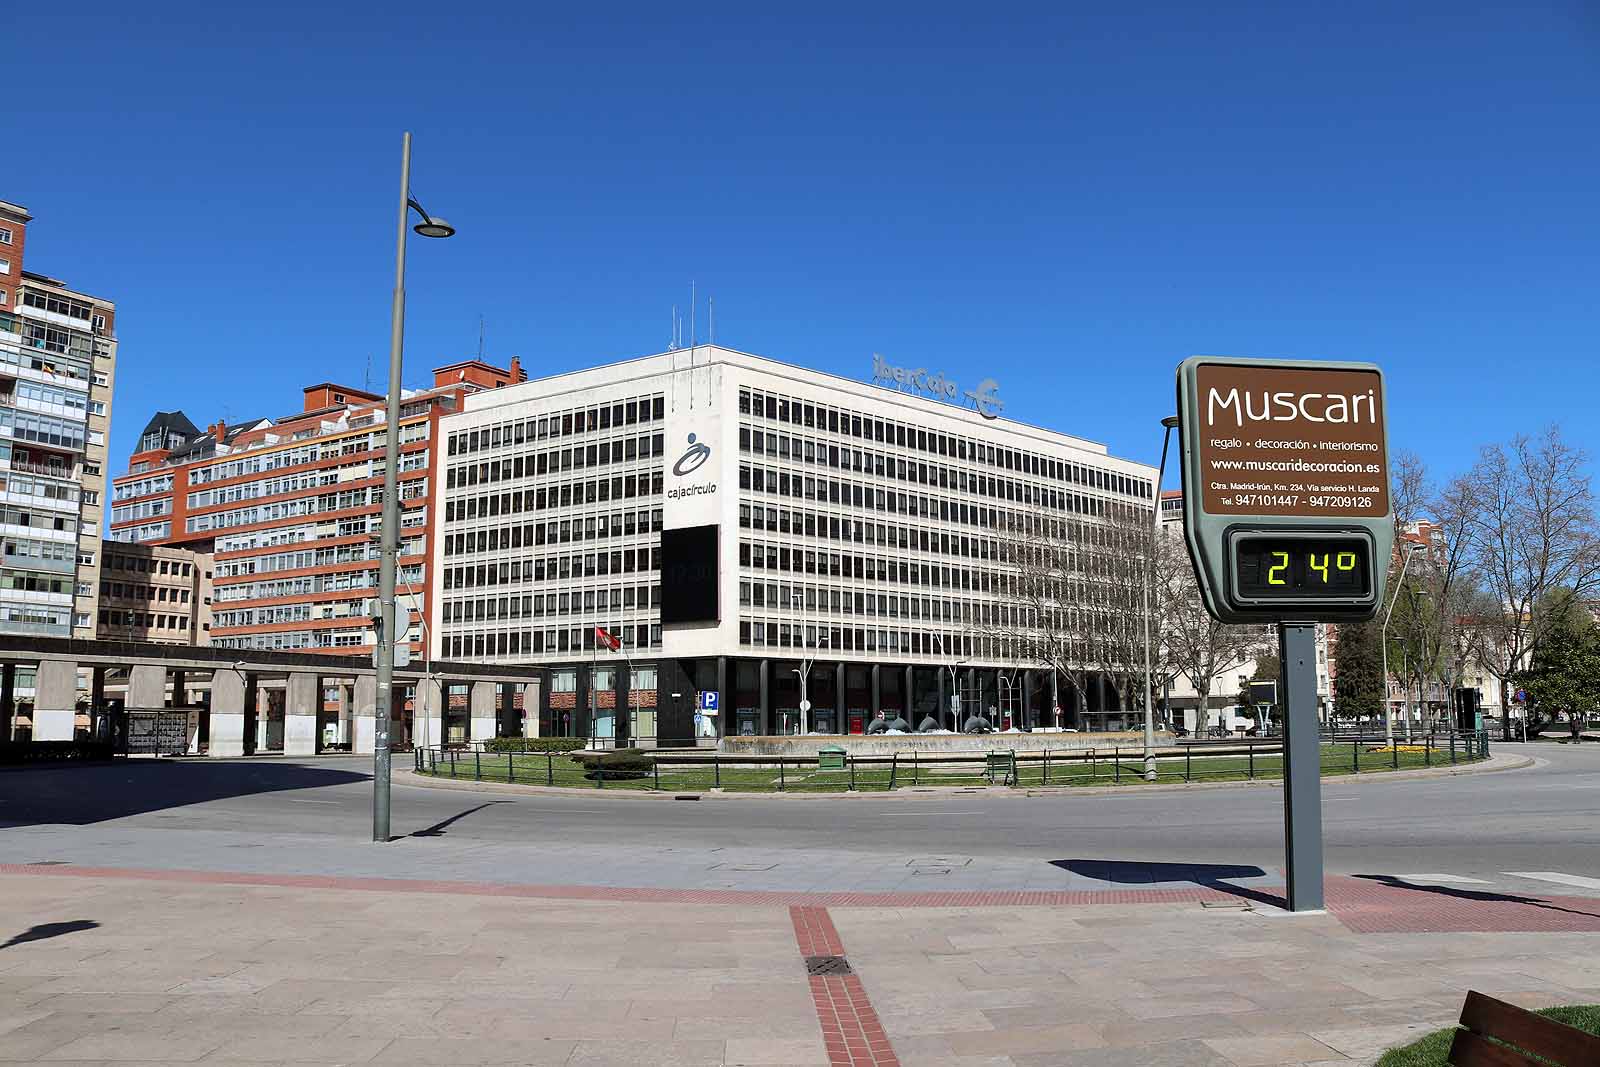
xmin=1051 ymin=859 xmax=1288 ymax=908
xmin=1353 ymin=874 xmax=1600 ymax=919
xmin=409 ymin=801 xmax=512 ymax=838
xmin=0 ymin=760 xmax=368 ymax=826
xmin=0 ymin=920 xmax=99 ymax=949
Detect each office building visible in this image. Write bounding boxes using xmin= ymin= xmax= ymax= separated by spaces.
xmin=96 ymin=540 xmax=212 ymax=645
xmin=109 ymin=359 xmax=524 ymax=659
xmin=433 ymin=345 xmax=1160 ymax=741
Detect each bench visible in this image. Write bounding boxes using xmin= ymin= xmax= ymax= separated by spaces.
xmin=1448 ymin=990 xmax=1600 ymax=1065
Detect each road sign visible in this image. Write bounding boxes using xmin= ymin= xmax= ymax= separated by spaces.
xmin=696 ymin=691 xmax=719 ymax=712
xmin=1177 ymin=356 xmax=1395 ymax=624
xmin=1514 ymin=688 xmax=1528 ymax=704
xmin=799 ymin=699 xmax=812 ymax=713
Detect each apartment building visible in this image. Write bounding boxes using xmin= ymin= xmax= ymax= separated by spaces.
xmin=0 ymin=199 xmax=118 ymax=643
xmin=433 ymin=345 xmax=1159 ymax=741
xmin=96 ymin=540 xmax=212 ymax=645
xmin=109 ymin=359 xmax=524 ymax=658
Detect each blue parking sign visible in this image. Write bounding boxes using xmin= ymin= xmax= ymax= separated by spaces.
xmin=697 ymin=691 xmax=720 ymax=711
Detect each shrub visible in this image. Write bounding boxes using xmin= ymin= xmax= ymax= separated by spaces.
xmin=570 ymin=747 xmax=653 ymax=780
xmin=0 ymin=741 xmax=115 ymax=764
xmin=483 ymin=737 xmax=586 ymax=754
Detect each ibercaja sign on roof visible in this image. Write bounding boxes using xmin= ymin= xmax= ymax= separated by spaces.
xmin=1176 ymin=356 xmax=1396 ymax=624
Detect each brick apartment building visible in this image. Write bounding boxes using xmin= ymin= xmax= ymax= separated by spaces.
xmin=108 ymin=358 xmax=524 ymax=658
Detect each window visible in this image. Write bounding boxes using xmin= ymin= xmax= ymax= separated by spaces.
xmin=0 ymin=258 xmax=9 ymax=274
xmin=89 ymin=401 xmax=106 ymax=416
xmin=0 ymin=228 xmax=11 ymax=245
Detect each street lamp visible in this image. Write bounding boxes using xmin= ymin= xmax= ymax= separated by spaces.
xmin=1379 ymin=541 xmax=1423 ymax=748
xmin=1142 ymin=415 xmax=1180 ymax=781
xmin=374 ymin=132 xmax=455 ymax=844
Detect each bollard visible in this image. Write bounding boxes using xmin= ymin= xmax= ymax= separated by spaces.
xmin=849 ymin=755 xmax=857 ymax=792
xmin=714 ymin=752 xmax=721 ymax=789
xmin=653 ymin=755 xmax=660 ymax=790
xmin=508 ymin=751 xmax=514 ymax=783
xmin=1248 ymin=743 xmax=1255 ymax=779
xmin=474 ymin=750 xmax=481 ymax=780
xmin=913 ymin=749 xmax=919 ymax=786
xmin=1425 ymin=734 xmax=1432 ymax=766
xmin=1450 ymin=732 xmax=1456 ymax=764
xmin=547 ymin=752 xmax=554 ymax=786
xmin=888 ymin=752 xmax=898 ymax=790
xmin=1114 ymin=746 xmax=1120 ymax=784
xmin=1043 ymin=748 xmax=1050 ymax=785
xmin=1391 ymin=738 xmax=1398 ymax=769
xmin=1185 ymin=745 xmax=1191 ymax=782
xmin=779 ymin=758 xmax=785 ymax=792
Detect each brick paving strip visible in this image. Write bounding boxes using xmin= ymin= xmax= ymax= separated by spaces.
xmin=791 ymin=906 xmax=900 ymax=1067
xmin=4 ymin=863 xmax=1599 ymax=934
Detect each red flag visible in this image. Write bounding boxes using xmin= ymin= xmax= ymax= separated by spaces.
xmin=595 ymin=626 xmax=622 ymax=651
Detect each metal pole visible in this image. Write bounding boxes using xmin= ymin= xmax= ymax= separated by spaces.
xmin=373 ymin=131 xmax=410 ymax=843
xmin=1143 ymin=422 xmax=1175 ymax=781
xmin=1280 ymin=621 xmax=1325 ymax=911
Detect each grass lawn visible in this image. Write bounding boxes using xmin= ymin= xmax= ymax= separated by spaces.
xmin=415 ymin=742 xmax=1484 ymax=793
xmin=1374 ymin=1004 xmax=1600 ymax=1066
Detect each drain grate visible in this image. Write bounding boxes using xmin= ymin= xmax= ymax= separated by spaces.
xmin=804 ymin=955 xmax=853 ymax=976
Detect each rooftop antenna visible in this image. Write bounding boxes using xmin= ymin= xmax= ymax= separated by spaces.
xmin=689 ymin=281 xmax=696 ymax=409
xmin=709 ymin=296 xmax=715 ymax=345
xmin=478 ymin=315 xmax=485 ymax=360
xmin=364 ymin=352 xmax=373 ymax=393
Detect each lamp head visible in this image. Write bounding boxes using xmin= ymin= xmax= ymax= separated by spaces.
xmin=1161 ymin=416 xmax=1181 ymax=429
xmin=413 ymin=216 xmax=456 ymax=239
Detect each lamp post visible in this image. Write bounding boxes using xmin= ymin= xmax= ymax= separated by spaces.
xmin=374 ymin=131 xmax=455 ymax=844
xmin=1142 ymin=416 xmax=1180 ymax=781
xmin=1379 ymin=541 xmax=1422 ymax=748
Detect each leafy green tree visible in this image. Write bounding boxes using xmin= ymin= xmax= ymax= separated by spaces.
xmin=1514 ymin=590 xmax=1600 ymax=739
xmin=1334 ymin=620 xmax=1385 ymax=725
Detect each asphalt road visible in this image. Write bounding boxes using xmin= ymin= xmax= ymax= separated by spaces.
xmin=2 ymin=742 xmax=1596 ymax=897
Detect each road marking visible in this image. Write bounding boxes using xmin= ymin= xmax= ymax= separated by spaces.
xmin=1505 ymin=871 xmax=1600 ymax=891
xmin=881 ymin=810 xmax=985 ymax=816
xmin=286 ymin=799 xmax=337 ymax=805
xmin=1398 ymin=873 xmax=1491 ymax=884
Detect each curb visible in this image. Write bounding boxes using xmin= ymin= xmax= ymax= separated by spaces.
xmin=392 ymin=751 xmax=1535 ymax=802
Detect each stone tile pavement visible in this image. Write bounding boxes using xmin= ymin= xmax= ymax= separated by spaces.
xmin=2 ymin=870 xmax=1599 ymax=1066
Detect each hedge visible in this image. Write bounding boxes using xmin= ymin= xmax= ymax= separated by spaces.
xmin=570 ymin=748 xmax=653 ymax=780
xmin=481 ymin=737 xmax=587 ymax=754
xmin=0 ymin=741 xmax=116 ymax=764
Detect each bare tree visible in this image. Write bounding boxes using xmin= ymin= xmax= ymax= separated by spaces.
xmin=1158 ymin=542 xmax=1266 ymax=735
xmin=1458 ymin=427 xmax=1600 ymax=740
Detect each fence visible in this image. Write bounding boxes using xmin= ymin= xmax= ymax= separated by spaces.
xmin=413 ymin=731 xmax=1489 ymax=793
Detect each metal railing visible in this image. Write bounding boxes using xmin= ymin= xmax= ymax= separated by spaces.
xmin=412 ymin=731 xmax=1489 ymax=792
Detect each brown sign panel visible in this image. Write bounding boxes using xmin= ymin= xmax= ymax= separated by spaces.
xmin=1193 ymin=363 xmax=1389 ymax=518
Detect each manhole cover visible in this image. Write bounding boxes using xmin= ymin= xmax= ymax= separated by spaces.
xmin=804 ymin=955 xmax=853 ymax=976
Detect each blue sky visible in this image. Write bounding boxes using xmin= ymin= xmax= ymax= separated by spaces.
xmin=9 ymin=1 xmax=1597 ymax=488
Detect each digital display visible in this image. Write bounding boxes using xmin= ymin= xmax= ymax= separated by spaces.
xmin=660 ymin=524 xmax=719 ymax=624
xmin=1233 ymin=536 xmax=1372 ymax=600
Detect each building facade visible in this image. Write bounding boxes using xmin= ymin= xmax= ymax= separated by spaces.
xmin=433 ymin=346 xmax=1159 ymax=741
xmin=0 ymin=198 xmax=118 ymax=643
xmin=96 ymin=540 xmax=212 ymax=645
xmin=109 ymin=359 xmax=523 ymax=660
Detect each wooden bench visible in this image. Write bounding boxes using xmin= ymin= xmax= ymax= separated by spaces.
xmin=1449 ymin=990 xmax=1600 ymax=1065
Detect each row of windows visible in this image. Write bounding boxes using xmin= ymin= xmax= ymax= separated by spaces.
xmin=443 ymin=546 xmax=661 ymax=591
xmin=213 ymin=627 xmax=373 ymax=651
xmin=444 ymin=507 xmax=663 ymax=559
xmin=112 ymin=473 xmax=173 ymax=502
xmin=183 ymin=419 xmax=430 ymax=487
xmin=20 ymin=288 xmax=95 ymax=322
xmin=443 ymin=583 xmax=659 ymax=624
xmin=213 ymin=564 xmax=421 ymax=604
xmin=9 ymin=377 xmax=89 ymax=413
xmin=447 ymin=395 xmax=666 ymax=457
xmin=104 ymin=552 xmax=197 ymax=577
xmin=211 ymin=536 xmax=423 ymax=578
xmin=1 ymin=408 xmax=86 ymax=451
xmin=98 ymin=609 xmax=196 ymax=633
xmin=2 ymin=536 xmax=76 ymax=567
xmin=0 ymin=506 xmax=78 ymax=535
xmin=447 ymin=432 xmax=664 ymax=490
xmin=442 ymin=624 xmax=663 ymax=660
xmin=1 ymin=473 xmax=79 ymax=506
xmin=100 ymin=581 xmax=195 ymax=605
xmin=0 ymin=568 xmax=72 ymax=594
xmin=0 ymin=341 xmax=92 ymax=386
xmin=739 ymin=388 xmax=1150 ymax=499
xmin=445 ymin=470 xmax=664 ymax=528
xmin=738 ymin=621 xmax=1014 ymax=661
xmin=111 ymin=497 xmax=168 ymax=524
xmin=185 ymin=482 xmax=424 ymax=535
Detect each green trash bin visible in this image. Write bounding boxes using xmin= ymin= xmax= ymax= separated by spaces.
xmin=986 ymin=750 xmax=1016 ymax=785
xmin=818 ymin=746 xmax=847 ymax=770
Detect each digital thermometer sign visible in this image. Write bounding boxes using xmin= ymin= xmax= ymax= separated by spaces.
xmin=1228 ymin=530 xmax=1375 ymax=611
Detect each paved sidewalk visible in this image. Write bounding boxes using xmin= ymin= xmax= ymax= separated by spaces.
xmin=3 ymin=868 xmax=1598 ymax=1066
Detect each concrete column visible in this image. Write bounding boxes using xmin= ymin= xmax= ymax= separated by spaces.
xmin=937 ymin=670 xmax=949 ymax=729
xmin=470 ymin=680 xmax=496 ymax=742
xmin=336 ymin=684 xmax=353 ymax=746
xmin=171 ymin=669 xmax=188 ymax=708
xmin=2 ymin=662 xmax=15 ymax=741
xmin=903 ymin=665 xmax=913 ymax=719
xmin=352 ymin=675 xmax=377 ymax=754
xmin=870 ymin=664 xmax=881 ymax=719
xmin=413 ymin=677 xmax=443 ymax=749
xmin=33 ymin=660 xmax=80 ymax=741
xmin=127 ymin=664 xmax=166 ymax=710
xmin=284 ymin=672 xmax=319 ymax=756
xmin=209 ymin=668 xmax=247 ymax=757
xmin=834 ymin=661 xmax=846 ymax=735
xmin=520 ymin=683 xmax=539 ymax=737
xmin=758 ymin=658 xmax=770 ymax=735
xmin=1022 ymin=670 xmax=1033 ymax=729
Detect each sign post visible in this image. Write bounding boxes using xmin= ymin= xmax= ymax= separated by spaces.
xmin=1177 ymin=356 xmax=1394 ymax=912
